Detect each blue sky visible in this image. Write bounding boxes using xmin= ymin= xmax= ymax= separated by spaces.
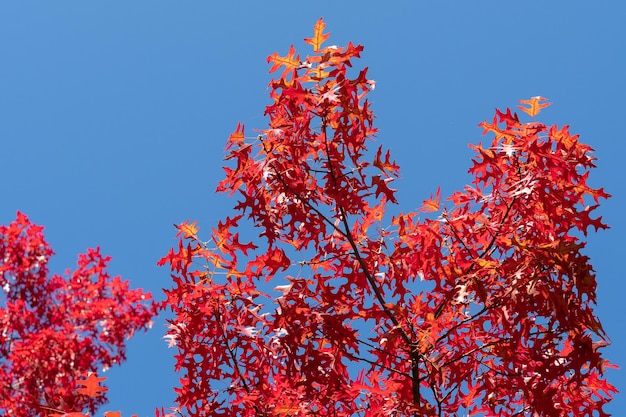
xmin=1 ymin=2 xmax=624 ymax=415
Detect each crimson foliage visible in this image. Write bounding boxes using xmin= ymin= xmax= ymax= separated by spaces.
xmin=0 ymin=212 xmax=157 ymax=417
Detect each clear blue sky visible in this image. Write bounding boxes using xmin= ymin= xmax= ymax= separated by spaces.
xmin=1 ymin=2 xmax=623 ymax=416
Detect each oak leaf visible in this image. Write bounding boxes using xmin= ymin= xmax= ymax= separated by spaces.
xmin=76 ymin=373 xmax=108 ymax=398
xmin=304 ymin=18 xmax=331 ymax=52
xmin=518 ymin=96 xmax=551 ymax=117
xmin=175 ymin=220 xmax=199 ymax=240
xmin=267 ymin=45 xmax=300 ymax=75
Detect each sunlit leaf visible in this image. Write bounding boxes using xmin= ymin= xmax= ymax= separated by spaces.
xmin=518 ymin=96 xmax=551 ymax=117
xmin=76 ymin=373 xmax=108 ymax=398
xmin=175 ymin=219 xmax=199 ymax=240
xmin=304 ymin=18 xmax=331 ymax=52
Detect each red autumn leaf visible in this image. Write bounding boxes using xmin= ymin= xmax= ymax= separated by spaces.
xmin=373 ymin=145 xmax=400 ymax=177
xmin=371 ymin=174 xmax=398 ymax=204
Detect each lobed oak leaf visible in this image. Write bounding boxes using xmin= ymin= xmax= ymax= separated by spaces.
xmin=267 ymin=45 xmax=300 ymax=75
xmin=479 ymin=116 xmax=514 ymax=141
xmin=371 ymin=175 xmax=398 ymax=204
xmin=76 ymin=373 xmax=108 ymax=398
xmin=175 ymin=220 xmax=199 ymax=240
xmin=230 ymin=232 xmax=258 ymax=255
xmin=518 ymin=96 xmax=551 ymax=117
xmin=373 ymin=146 xmax=399 ymax=177
xmin=249 ymin=246 xmax=290 ymax=282
xmin=304 ymin=18 xmax=331 ymax=52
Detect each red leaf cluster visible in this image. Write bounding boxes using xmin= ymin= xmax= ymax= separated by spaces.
xmin=0 ymin=212 xmax=158 ymax=417
xmin=159 ymin=20 xmax=615 ymax=416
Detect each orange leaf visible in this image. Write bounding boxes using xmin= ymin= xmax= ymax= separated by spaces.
xmin=475 ymin=258 xmax=498 ymax=269
xmin=226 ymin=123 xmax=245 ymax=150
xmin=421 ymin=187 xmax=441 ymax=212
xmin=304 ymin=18 xmax=331 ymax=52
xmin=176 ymin=220 xmax=199 ymax=240
xmin=267 ymin=45 xmax=300 ymax=74
xmin=76 ymin=373 xmax=108 ymax=398
xmin=229 ymin=126 xmax=244 ymax=143
xmin=479 ymin=116 xmax=514 ymax=141
xmin=104 ymin=412 xmax=122 ymax=417
xmin=517 ymin=96 xmax=551 ymax=117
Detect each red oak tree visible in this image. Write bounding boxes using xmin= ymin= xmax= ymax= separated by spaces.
xmin=158 ymin=19 xmax=616 ymax=416
xmin=10 ymin=18 xmax=615 ymax=417
xmin=0 ymin=212 xmax=158 ymax=417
